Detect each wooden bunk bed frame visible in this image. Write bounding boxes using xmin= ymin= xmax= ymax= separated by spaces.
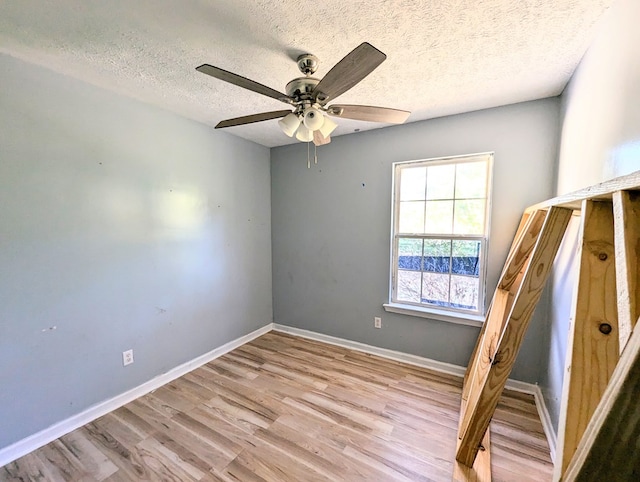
xmin=454 ymin=170 xmax=640 ymax=481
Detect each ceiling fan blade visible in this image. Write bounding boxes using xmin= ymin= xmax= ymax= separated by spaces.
xmin=328 ymin=104 xmax=410 ymax=124
xmin=215 ymin=110 xmax=292 ymax=129
xmin=196 ymin=64 xmax=292 ymax=103
xmin=312 ymin=42 xmax=386 ymax=104
xmin=313 ymin=130 xmax=331 ymax=146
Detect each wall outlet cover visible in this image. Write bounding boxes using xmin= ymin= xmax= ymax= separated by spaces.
xmin=123 ymin=349 xmax=134 ymax=366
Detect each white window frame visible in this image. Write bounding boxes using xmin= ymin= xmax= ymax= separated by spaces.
xmin=384 ymin=153 xmax=493 ymax=326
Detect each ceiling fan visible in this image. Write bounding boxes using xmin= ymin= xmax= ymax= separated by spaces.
xmin=196 ymin=42 xmax=410 ymax=146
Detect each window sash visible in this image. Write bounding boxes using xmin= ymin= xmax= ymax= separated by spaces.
xmin=391 ymin=234 xmax=487 ymax=315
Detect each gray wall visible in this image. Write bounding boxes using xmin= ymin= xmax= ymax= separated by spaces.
xmin=0 ymin=54 xmax=272 ymax=449
xmin=541 ymin=0 xmax=640 ymax=432
xmin=271 ymin=98 xmax=560 ymax=382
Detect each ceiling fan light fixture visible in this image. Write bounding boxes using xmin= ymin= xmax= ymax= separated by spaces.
xmin=197 ymin=42 xmax=410 ymax=145
xmin=303 ymin=108 xmax=324 ymax=131
xmin=278 ymin=113 xmax=301 ymax=137
xmin=295 ymin=124 xmax=313 ymax=142
xmin=318 ymin=115 xmax=338 ymax=138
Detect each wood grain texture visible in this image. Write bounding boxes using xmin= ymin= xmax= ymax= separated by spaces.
xmin=562 ymin=315 xmax=640 ymax=481
xmin=498 ymin=210 xmax=546 ymax=291
xmin=462 ymin=211 xmax=537 ymax=402
xmin=459 ymin=210 xmax=545 ymax=439
xmin=454 ymin=401 xmax=491 ymax=482
xmin=0 ymin=332 xmax=552 ymax=481
xmin=612 ymin=190 xmax=640 ymax=352
xmin=313 ymin=130 xmax=331 ymax=146
xmin=525 ymin=170 xmax=640 ymax=212
xmin=553 ymin=201 xmax=620 ymax=480
xmin=329 ymin=104 xmax=410 ymax=124
xmin=215 ymin=110 xmax=292 ymax=129
xmin=196 ymin=64 xmax=290 ymax=102
xmin=457 ymin=207 xmax=572 ymax=466
xmin=461 ymin=289 xmax=510 ymax=414
xmin=509 ymin=212 xmax=532 ymax=252
xmin=312 ymin=42 xmax=386 ymax=103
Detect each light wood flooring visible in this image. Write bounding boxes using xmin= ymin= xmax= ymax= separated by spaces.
xmin=1 ymin=331 xmax=553 ymax=481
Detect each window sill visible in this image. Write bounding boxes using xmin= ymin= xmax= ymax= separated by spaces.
xmin=383 ymin=303 xmax=484 ymax=327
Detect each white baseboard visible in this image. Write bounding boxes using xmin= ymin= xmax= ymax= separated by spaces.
xmin=533 ymin=386 xmax=557 ymax=462
xmin=503 ymin=379 xmax=557 ymax=462
xmin=273 ymin=323 xmax=468 ymax=377
xmin=0 ymin=323 xmax=273 ymax=468
xmin=273 ymin=323 xmax=557 ymax=460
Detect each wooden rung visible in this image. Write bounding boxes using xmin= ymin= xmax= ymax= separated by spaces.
xmin=462 ymin=302 xmax=491 ymax=398
xmin=553 ymin=200 xmax=620 ymax=479
xmin=498 ymin=210 xmax=547 ymax=291
xmin=462 ymin=211 xmax=545 ymax=401
xmin=612 ymin=190 xmax=640 ymax=353
xmin=511 ymin=212 xmax=533 ymax=250
xmin=462 ymin=291 xmax=510 ymax=404
xmin=456 ymin=206 xmax=572 ymax=467
xmin=460 ymin=289 xmax=509 ymax=408
xmin=562 ymin=315 xmax=640 ymax=480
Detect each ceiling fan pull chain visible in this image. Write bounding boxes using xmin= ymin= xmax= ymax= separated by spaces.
xmin=307 ymin=141 xmax=311 ymax=169
xmin=314 ymin=143 xmax=318 ymax=165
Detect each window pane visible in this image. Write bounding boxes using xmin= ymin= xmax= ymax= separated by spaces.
xmin=392 ymin=154 xmax=491 ymax=315
xmin=450 ymin=275 xmax=479 ymax=310
xmin=452 ymin=240 xmax=481 ymax=276
xmin=455 ymin=161 xmax=487 ymax=199
xmin=422 ymin=272 xmax=449 ymax=305
xmin=399 ymin=201 xmax=425 ymax=233
xmin=400 ymin=167 xmax=426 ymax=201
xmin=425 ymin=200 xmax=453 ymax=234
xmin=453 ymin=199 xmax=485 ymax=235
xmin=397 ymin=270 xmax=421 ymax=303
xmin=398 ymin=238 xmax=423 ymax=271
xmin=426 ymin=164 xmax=455 ymax=200
xmin=423 ymin=239 xmax=451 ymax=273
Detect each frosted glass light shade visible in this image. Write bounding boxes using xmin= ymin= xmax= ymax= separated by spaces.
xmin=303 ymin=108 xmax=325 ymax=131
xmin=318 ymin=115 xmax=338 ymax=137
xmin=295 ymin=124 xmax=313 ymax=142
xmin=278 ymin=113 xmax=301 ymax=137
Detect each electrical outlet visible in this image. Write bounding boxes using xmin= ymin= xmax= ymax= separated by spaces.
xmin=123 ymin=349 xmax=134 ymax=366
xmin=374 ymin=317 xmax=382 ymax=329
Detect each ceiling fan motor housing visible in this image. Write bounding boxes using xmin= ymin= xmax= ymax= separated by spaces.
xmin=285 ymin=77 xmax=319 ymax=99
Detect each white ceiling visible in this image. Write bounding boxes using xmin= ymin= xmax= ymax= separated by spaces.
xmin=0 ymin=0 xmax=613 ymax=147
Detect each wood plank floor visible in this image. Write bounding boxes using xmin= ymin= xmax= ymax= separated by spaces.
xmin=1 ymin=331 xmax=553 ymax=481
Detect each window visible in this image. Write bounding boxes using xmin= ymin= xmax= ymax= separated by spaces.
xmin=389 ymin=153 xmax=492 ymax=318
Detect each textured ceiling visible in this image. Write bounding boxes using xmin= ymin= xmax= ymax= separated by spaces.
xmin=0 ymin=0 xmax=613 ymax=147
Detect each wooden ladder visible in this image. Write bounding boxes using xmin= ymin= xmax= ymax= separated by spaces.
xmin=454 ymin=171 xmax=640 ymax=481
